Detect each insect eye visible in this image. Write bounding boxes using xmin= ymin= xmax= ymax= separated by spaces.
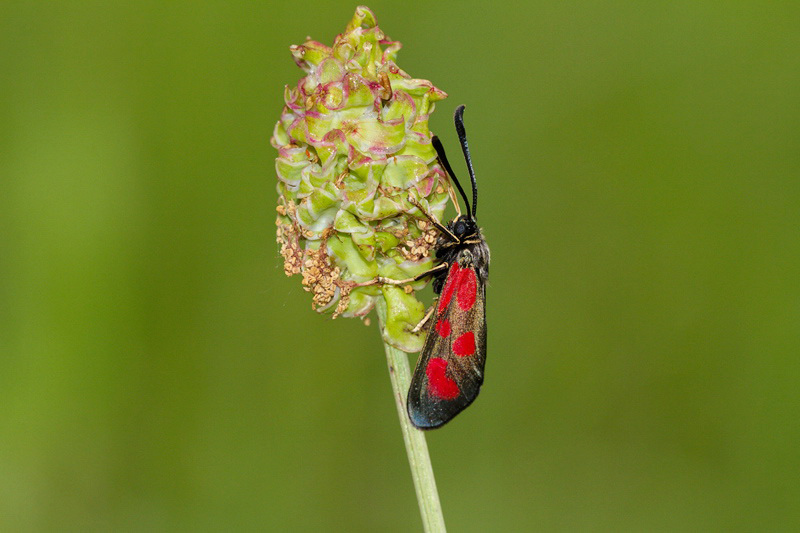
xmin=454 ymin=221 xmax=466 ymax=236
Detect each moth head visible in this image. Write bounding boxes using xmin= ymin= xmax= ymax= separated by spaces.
xmin=452 ymin=215 xmax=478 ymax=239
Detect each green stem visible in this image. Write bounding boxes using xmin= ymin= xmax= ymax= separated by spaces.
xmin=376 ymin=308 xmax=447 ymax=533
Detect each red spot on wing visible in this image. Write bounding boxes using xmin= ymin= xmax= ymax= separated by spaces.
xmin=435 ymin=318 xmax=451 ymax=337
xmin=437 ymin=263 xmax=461 ymax=313
xmin=425 ymin=357 xmax=460 ymax=400
xmin=453 ymin=331 xmax=476 ymax=357
xmin=456 ymin=268 xmax=477 ymax=311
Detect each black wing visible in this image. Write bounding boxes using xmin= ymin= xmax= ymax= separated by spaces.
xmin=407 ymin=257 xmax=487 ymax=429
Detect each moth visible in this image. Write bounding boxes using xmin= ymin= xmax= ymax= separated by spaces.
xmin=407 ymin=105 xmax=490 ymax=430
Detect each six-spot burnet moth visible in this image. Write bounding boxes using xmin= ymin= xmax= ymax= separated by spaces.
xmin=406 ymin=105 xmax=490 ymax=430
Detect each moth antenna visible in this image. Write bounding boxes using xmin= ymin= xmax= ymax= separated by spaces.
xmin=432 ymin=135 xmax=471 ymax=217
xmin=453 ymin=105 xmax=478 ymax=219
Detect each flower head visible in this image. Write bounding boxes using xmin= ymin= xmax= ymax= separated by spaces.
xmin=273 ymin=6 xmax=450 ymax=352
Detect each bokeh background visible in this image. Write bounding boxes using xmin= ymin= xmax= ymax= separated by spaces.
xmin=2 ymin=2 xmax=799 ymax=531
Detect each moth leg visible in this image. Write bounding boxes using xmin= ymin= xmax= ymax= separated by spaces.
xmin=412 ymin=305 xmax=436 ymax=333
xmin=446 ymin=184 xmax=462 ymax=217
xmin=407 ymin=195 xmax=458 ymax=242
xmin=355 ymin=262 xmax=449 ymax=288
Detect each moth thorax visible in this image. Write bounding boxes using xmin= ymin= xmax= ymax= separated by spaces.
xmin=457 ymin=249 xmax=475 ymax=266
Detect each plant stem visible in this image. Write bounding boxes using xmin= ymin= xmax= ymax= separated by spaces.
xmin=376 ymin=311 xmax=447 ymax=533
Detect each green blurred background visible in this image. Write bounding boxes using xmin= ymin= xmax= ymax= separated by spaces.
xmin=2 ymin=2 xmax=799 ymax=531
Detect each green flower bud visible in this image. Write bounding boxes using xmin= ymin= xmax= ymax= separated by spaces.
xmin=273 ymin=6 xmax=451 ymax=352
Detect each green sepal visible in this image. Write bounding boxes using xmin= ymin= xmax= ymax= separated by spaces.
xmin=377 ymin=285 xmax=425 ymax=353
xmin=374 ymin=231 xmax=400 ymax=252
xmin=327 ymin=234 xmax=378 ymax=281
xmin=382 ymin=156 xmax=429 ymax=189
